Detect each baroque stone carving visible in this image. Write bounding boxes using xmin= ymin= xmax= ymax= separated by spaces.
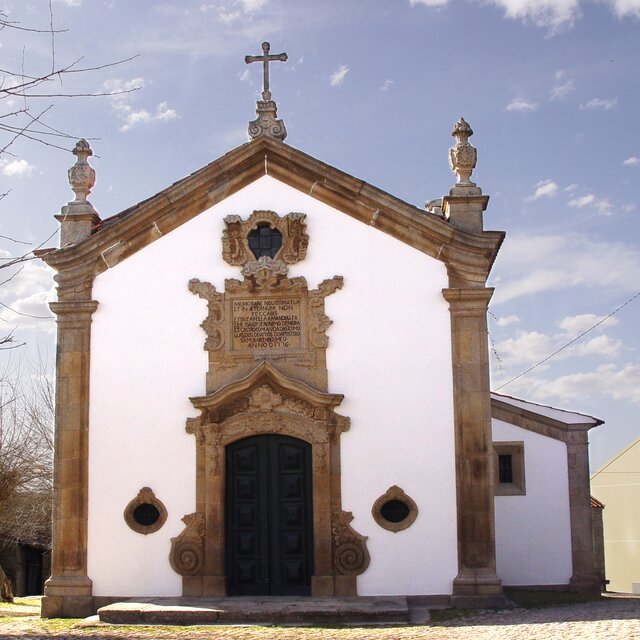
xmin=222 ymin=210 xmax=309 ymax=267
xmin=179 ymin=362 xmax=367 ymax=595
xmin=332 ymin=510 xmax=371 ymax=576
xmin=449 ymin=117 xmax=477 ymax=188
xmin=371 ymin=485 xmax=419 ymax=533
xmin=245 ymin=42 xmax=288 ymax=142
xmin=169 ymin=512 xmax=205 ymax=576
xmin=123 ymin=487 xmax=168 ymax=535
xmin=68 ymin=139 xmax=95 ymax=203
xmin=191 ymin=229 xmax=341 ymax=391
xmin=249 ymin=384 xmax=283 ymax=412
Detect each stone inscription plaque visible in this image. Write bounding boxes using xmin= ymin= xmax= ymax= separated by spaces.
xmin=232 ymin=298 xmax=302 ymax=350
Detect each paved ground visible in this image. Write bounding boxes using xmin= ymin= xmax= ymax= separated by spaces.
xmin=0 ymin=594 xmax=639 ymax=639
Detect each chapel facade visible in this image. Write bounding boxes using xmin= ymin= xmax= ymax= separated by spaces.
xmin=37 ymin=44 xmax=602 ymax=618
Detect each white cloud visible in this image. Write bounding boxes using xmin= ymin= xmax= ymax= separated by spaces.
xmin=564 ymin=183 xmax=578 ymax=192
xmin=409 ymin=0 xmax=449 ymax=5
xmin=568 ymin=334 xmax=622 ymax=358
xmin=217 ymin=8 xmax=241 ymax=23
xmin=238 ymin=68 xmax=251 ymax=82
xmin=506 ymin=98 xmax=538 ymax=112
xmin=329 ymin=65 xmax=349 ymax=87
xmin=526 ymin=179 xmax=558 ymax=201
xmin=623 ymin=156 xmax=639 ymax=166
xmin=0 ymin=255 xmax=55 ymax=334
xmin=103 ymin=77 xmax=144 ymax=98
xmin=55 ymin=0 xmax=83 ymax=6
xmin=239 ymin=0 xmax=268 ymax=10
xmin=594 ymin=198 xmax=613 ymax=215
xmin=607 ymin=0 xmax=640 ymax=18
xmin=115 ymin=104 xmax=150 ymax=132
xmin=579 ymin=98 xmax=617 ymax=110
xmin=490 ymin=234 xmax=640 ymax=305
xmin=155 ymin=102 xmax=178 ymax=122
xmin=558 ymin=314 xmax=618 ymax=335
xmin=504 ymin=363 xmax=640 ymax=406
xmin=568 ymin=194 xmax=595 ymax=208
xmin=496 ymin=314 xmax=520 ymax=327
xmin=487 ymin=0 xmax=581 ymax=33
xmin=496 ymin=331 xmax=554 ymax=367
xmin=550 ymin=79 xmax=575 ymax=101
xmin=380 ymin=79 xmax=394 ymax=91
xmin=1 ymin=159 xmax=34 ymax=177
xmin=493 ymin=316 xmax=622 ymax=381
xmin=567 ymin=193 xmax=613 ymax=215
xmin=112 ymin=98 xmax=178 ymax=132
xmin=201 ymin=0 xmax=266 ymax=21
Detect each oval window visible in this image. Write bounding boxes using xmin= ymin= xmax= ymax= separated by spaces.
xmin=372 ymin=486 xmax=418 ymax=533
xmin=124 ymin=487 xmax=167 ymax=535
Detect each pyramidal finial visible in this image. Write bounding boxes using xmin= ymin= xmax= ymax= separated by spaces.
xmin=245 ymin=41 xmax=288 ymax=141
xmin=448 ymin=117 xmax=478 ymax=189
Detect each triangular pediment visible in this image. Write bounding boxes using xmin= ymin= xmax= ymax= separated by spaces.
xmin=38 ymin=137 xmax=503 ymax=289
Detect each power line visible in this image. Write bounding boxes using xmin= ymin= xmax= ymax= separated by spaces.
xmin=494 ymin=289 xmax=640 ymax=391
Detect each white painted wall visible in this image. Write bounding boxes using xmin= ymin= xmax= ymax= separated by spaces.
xmin=87 ymin=175 xmax=457 ymax=596
xmin=493 ymin=419 xmax=573 ymax=586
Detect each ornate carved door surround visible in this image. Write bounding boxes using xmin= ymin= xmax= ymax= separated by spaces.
xmin=170 ymin=362 xmax=369 ymax=596
xmin=170 ymin=210 xmax=370 ymax=597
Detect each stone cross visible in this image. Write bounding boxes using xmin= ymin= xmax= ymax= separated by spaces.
xmin=245 ymin=42 xmax=288 ymax=101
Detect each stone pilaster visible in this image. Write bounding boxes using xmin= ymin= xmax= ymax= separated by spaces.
xmin=41 ymin=299 xmax=98 ymax=618
xmin=567 ymin=431 xmax=601 ymax=593
xmin=442 ymin=287 xmax=504 ymax=607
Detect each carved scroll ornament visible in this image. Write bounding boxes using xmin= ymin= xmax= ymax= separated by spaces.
xmin=169 ymin=512 xmax=205 ymax=576
xmin=222 ymin=210 xmax=309 ymax=267
xmin=332 ymin=510 xmax=370 ymax=576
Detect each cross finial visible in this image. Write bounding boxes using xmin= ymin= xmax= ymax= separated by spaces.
xmin=244 ymin=41 xmax=288 ymax=142
xmin=245 ymin=41 xmax=288 ymax=101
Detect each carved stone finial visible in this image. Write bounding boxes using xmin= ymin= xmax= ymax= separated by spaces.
xmin=448 ymin=117 xmax=478 ymax=189
xmin=245 ymin=41 xmax=288 ymax=141
xmin=68 ymin=139 xmax=96 ymax=203
xmin=56 ymin=139 xmax=100 ymax=247
xmin=442 ymin=117 xmax=488 ymax=233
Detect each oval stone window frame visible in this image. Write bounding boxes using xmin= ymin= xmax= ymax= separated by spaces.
xmin=371 ymin=485 xmax=418 ymax=533
xmin=124 ymin=487 xmax=168 ymax=535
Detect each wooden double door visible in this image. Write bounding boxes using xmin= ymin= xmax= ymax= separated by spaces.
xmin=225 ymin=435 xmax=314 ymax=596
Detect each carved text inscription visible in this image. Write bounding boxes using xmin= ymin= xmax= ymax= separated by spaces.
xmin=232 ymin=298 xmax=302 ymax=350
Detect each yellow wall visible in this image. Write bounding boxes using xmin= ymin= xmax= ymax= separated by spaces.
xmin=591 ymin=438 xmax=640 ymax=593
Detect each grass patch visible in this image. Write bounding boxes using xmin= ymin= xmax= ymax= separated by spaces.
xmin=0 ymin=595 xmax=42 ymax=615
xmin=504 ymin=588 xmax=603 ymax=609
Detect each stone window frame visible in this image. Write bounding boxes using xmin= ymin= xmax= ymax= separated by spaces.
xmin=493 ymin=442 xmax=526 ymax=496
xmin=123 ymin=487 xmax=168 ymax=535
xmin=371 ymin=485 xmax=418 ymax=533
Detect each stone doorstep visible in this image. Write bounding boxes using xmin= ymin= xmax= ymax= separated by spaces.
xmin=97 ymin=596 xmax=411 ymax=626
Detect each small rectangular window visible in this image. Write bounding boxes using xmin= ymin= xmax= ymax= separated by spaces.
xmin=498 ymin=454 xmax=513 ymax=484
xmin=493 ymin=442 xmax=525 ymax=496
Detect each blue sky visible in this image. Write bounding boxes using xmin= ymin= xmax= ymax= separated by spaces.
xmin=0 ymin=0 xmax=638 ymax=470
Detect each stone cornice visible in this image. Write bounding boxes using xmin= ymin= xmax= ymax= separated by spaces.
xmin=37 ymin=137 xmax=504 ymax=288
xmin=190 ymin=361 xmax=344 ymax=412
xmin=442 ymin=287 xmax=494 ymax=310
xmin=49 ymin=300 xmax=99 ymax=317
xmin=491 ymin=397 xmax=604 ymax=444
